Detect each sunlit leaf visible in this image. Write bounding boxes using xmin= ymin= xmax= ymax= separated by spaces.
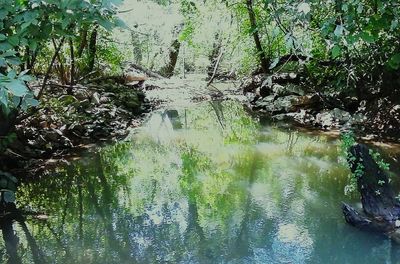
xmin=331 ymin=45 xmax=341 ymax=58
xmin=297 ymin=2 xmax=311 ymax=14
xmin=5 ymin=79 xmax=28 ymax=97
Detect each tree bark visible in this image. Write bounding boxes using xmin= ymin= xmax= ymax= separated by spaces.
xmin=129 ymin=63 xmax=164 ymax=79
xmin=68 ymin=38 xmax=75 ymax=95
xmin=160 ymin=39 xmax=181 ymax=78
xmin=77 ymin=28 xmax=88 ymax=58
xmin=245 ymin=0 xmax=270 ymax=74
xmin=87 ymin=26 xmax=98 ymax=74
xmin=342 ymin=144 xmax=400 ymax=242
xmin=37 ymin=37 xmax=65 ymax=99
xmin=207 ymin=48 xmax=224 ymax=87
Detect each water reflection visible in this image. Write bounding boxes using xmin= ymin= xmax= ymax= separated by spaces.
xmin=5 ymin=101 xmax=400 ymax=263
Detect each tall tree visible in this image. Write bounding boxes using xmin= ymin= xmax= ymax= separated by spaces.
xmin=245 ymin=0 xmax=270 ymax=73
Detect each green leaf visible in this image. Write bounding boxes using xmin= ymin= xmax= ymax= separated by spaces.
xmin=334 ymin=25 xmax=344 ymax=37
xmin=0 ymin=89 xmax=8 ymax=108
xmin=360 ymin=32 xmax=375 ymax=43
xmin=0 ymin=10 xmax=8 ymax=20
xmin=297 ymin=3 xmax=311 ymax=14
xmin=24 ymin=95 xmax=39 ymax=107
xmin=114 ymin=17 xmax=129 ymax=30
xmin=7 ymin=35 xmax=19 ymax=47
xmin=331 ymin=45 xmax=341 ymax=58
xmin=6 ymin=57 xmax=22 ymax=66
xmin=0 ymin=58 xmax=6 ymax=67
xmin=5 ymin=80 xmax=28 ymax=97
xmin=388 ymin=53 xmax=400 ymax=69
xmin=98 ymin=18 xmax=114 ymax=31
xmin=269 ymin=57 xmax=280 ymax=70
xmin=0 ymin=34 xmax=6 ymax=41
xmin=0 ymin=42 xmax=13 ymax=51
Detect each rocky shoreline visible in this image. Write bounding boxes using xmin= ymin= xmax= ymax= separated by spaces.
xmin=242 ymin=73 xmax=400 ymax=142
xmin=0 ymin=79 xmax=153 ymax=178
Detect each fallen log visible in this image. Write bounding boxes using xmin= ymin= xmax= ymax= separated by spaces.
xmin=342 ymin=144 xmax=400 ymax=241
xmin=128 ymin=63 xmax=164 ymax=79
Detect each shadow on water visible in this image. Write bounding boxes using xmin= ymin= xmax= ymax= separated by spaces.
xmin=2 ymin=101 xmax=400 ymax=263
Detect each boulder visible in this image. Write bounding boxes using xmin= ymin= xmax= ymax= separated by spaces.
xmin=91 ymin=92 xmax=101 ymax=105
xmin=315 ymin=108 xmax=351 ymax=128
xmin=272 ymin=83 xmax=304 ymax=98
xmin=264 ymin=95 xmax=299 ymax=114
xmin=272 ymin=110 xmax=315 ymax=125
xmin=241 ymin=74 xmax=267 ymax=94
xmin=291 ymin=94 xmax=321 ymax=108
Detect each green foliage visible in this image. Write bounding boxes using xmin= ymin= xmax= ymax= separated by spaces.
xmin=340 ymin=131 xmax=359 ymax=195
xmin=0 ymin=0 xmax=124 ymax=114
xmin=369 ymin=148 xmax=390 ymax=171
xmin=96 ymin=34 xmax=127 ymax=75
xmin=340 ymin=131 xmax=391 ymax=195
xmin=0 ymin=132 xmax=16 ymax=153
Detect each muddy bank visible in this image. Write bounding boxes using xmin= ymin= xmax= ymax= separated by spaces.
xmin=242 ymin=73 xmax=400 ymax=143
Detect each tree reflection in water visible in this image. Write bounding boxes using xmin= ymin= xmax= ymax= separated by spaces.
xmin=5 ymin=101 xmax=399 ymax=263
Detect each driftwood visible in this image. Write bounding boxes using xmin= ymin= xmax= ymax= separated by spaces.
xmin=129 ymin=63 xmax=164 ymax=79
xmin=342 ymin=144 xmax=400 ymax=242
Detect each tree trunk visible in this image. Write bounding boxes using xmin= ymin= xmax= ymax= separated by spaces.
xmin=68 ymin=38 xmax=75 ymax=95
xmin=77 ymin=28 xmax=88 ymax=58
xmin=37 ymin=37 xmax=65 ymax=99
xmin=160 ymin=39 xmax=181 ymax=78
xmin=245 ymin=0 xmax=270 ymax=74
xmin=87 ymin=26 xmax=98 ymax=74
xmin=342 ymin=144 xmax=400 ymax=242
xmin=130 ymin=31 xmax=143 ymax=64
xmin=207 ymin=34 xmax=223 ymax=79
xmin=51 ymin=39 xmax=67 ymax=85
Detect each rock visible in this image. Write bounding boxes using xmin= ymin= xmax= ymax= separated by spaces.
xmin=254 ymin=95 xmax=276 ymax=109
xmin=272 ymin=84 xmax=303 ymax=97
xmin=99 ymin=96 xmax=111 ymax=104
xmin=291 ymin=94 xmax=321 ymax=108
xmin=350 ymin=113 xmax=366 ymax=125
xmin=44 ymin=129 xmax=62 ymax=142
xmin=241 ymin=74 xmax=266 ymax=94
xmin=264 ymin=95 xmax=299 ymax=114
xmin=91 ymin=92 xmax=101 ymax=105
xmin=315 ymin=108 xmax=351 ymax=128
xmin=293 ymin=109 xmax=315 ymax=124
xmin=118 ymin=92 xmax=141 ymax=112
xmin=74 ymin=89 xmax=92 ymax=101
xmin=272 ymin=110 xmax=315 ymax=125
xmin=39 ymin=121 xmax=48 ymax=128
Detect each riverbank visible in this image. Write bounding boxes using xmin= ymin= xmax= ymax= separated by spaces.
xmin=0 ymin=73 xmax=244 ymax=178
xmin=0 ymin=77 xmax=151 ymax=177
xmin=3 ymin=70 xmax=398 ymax=178
xmin=241 ymin=72 xmax=400 ymax=143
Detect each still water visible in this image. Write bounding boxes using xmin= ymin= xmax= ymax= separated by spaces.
xmin=5 ymin=101 xmax=400 ymax=263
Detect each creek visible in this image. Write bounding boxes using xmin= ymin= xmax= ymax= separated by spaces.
xmin=6 ymin=100 xmax=400 ymax=263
